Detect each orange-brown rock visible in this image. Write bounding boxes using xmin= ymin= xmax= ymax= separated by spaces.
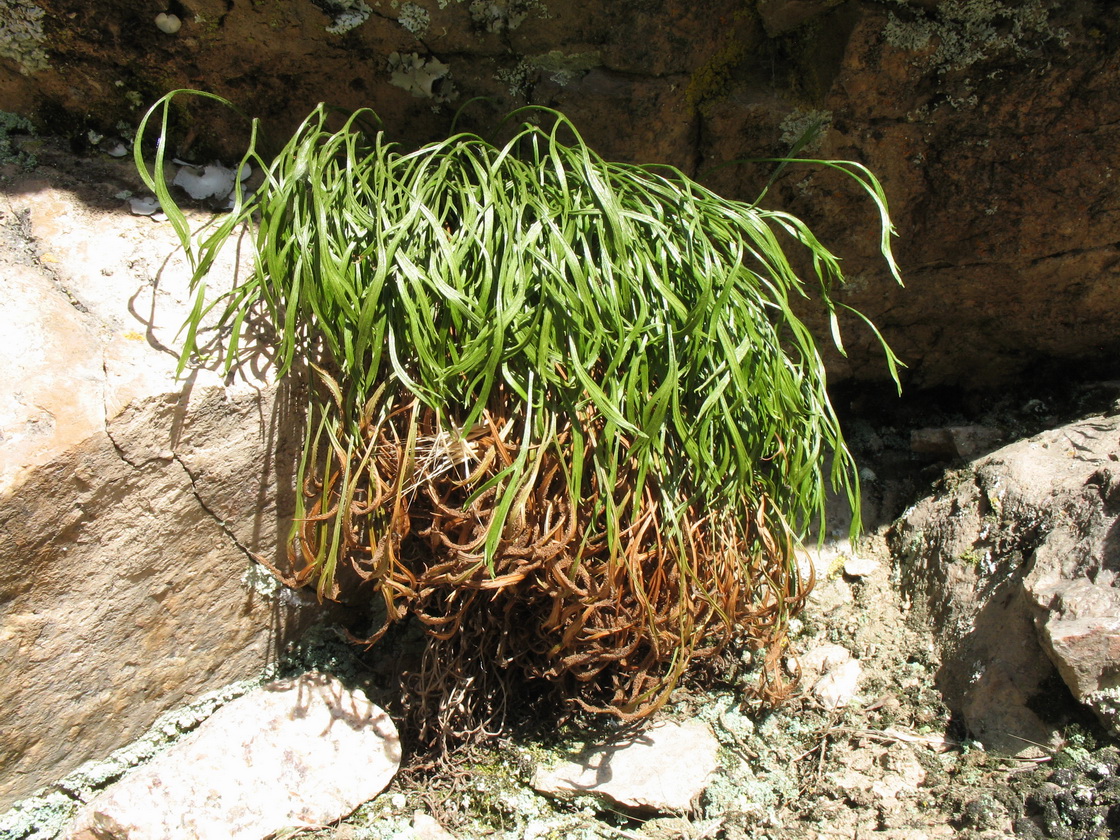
xmin=4 ymin=1 xmax=1117 ymax=388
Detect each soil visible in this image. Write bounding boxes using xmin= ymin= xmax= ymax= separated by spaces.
xmin=1 ymin=134 xmax=1119 ymax=840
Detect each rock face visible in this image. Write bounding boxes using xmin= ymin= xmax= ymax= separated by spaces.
xmin=0 ymin=150 xmax=326 ymax=809
xmin=63 ymin=672 xmax=400 ymax=840
xmin=3 ymin=0 xmax=1120 ymax=388
xmin=891 ymin=412 xmax=1120 ymax=751
xmin=532 ymin=719 xmax=720 ymax=814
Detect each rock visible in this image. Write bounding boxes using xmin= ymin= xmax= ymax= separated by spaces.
xmin=911 ymin=425 xmax=1005 ymax=460
xmin=800 ymin=643 xmax=852 ymax=678
xmin=828 ymin=743 xmax=926 ymax=811
xmin=806 ymin=574 xmax=854 ymax=615
xmin=0 ymin=163 xmax=327 ymax=808
xmin=410 ymin=811 xmax=458 ymax=840
xmin=532 ymin=720 xmax=720 ymax=814
xmin=842 ymin=555 xmax=879 ymax=579
xmin=755 ymin=0 xmax=847 ymax=36
xmin=63 ymin=672 xmax=400 ymax=840
xmin=812 ymin=658 xmax=862 ymax=710
xmin=4 ymin=2 xmax=1120 ymax=389
xmin=891 ymin=413 xmax=1120 ymax=747
xmin=1029 ymin=577 xmax=1120 ymax=702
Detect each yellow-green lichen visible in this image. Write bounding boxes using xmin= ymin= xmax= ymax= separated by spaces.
xmin=686 ymin=40 xmax=750 ymax=108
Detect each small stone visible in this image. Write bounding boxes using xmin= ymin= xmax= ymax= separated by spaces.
xmin=799 ymin=643 xmax=852 ymax=679
xmin=807 ymin=576 xmax=853 ymax=614
xmin=411 ymin=811 xmax=458 ymax=839
xmin=813 ymin=658 xmax=862 ymax=709
xmin=64 ymin=672 xmax=400 ymax=840
xmin=128 ymin=195 xmax=161 ymax=216
xmin=843 ymin=555 xmax=880 ymax=578
xmin=532 ymin=720 xmax=719 ymax=814
xmin=173 ymin=163 xmax=237 ymax=200
xmin=154 ymin=13 xmax=181 ymax=34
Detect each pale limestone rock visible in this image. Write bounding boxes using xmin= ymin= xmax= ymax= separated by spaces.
xmin=0 ymin=180 xmax=323 ymax=808
xmin=532 ymin=720 xmax=719 ymax=814
xmin=892 ymin=412 xmax=1120 ymax=747
xmin=799 ymin=643 xmax=851 ymax=679
xmin=801 ymin=643 xmax=862 ymax=709
xmin=410 ymin=812 xmax=458 ymax=840
xmin=842 ymin=555 xmax=879 ymax=579
xmin=828 ymin=744 xmax=926 ymax=811
xmin=64 ymin=673 xmax=399 ymax=840
xmin=812 ymin=657 xmax=862 ymax=710
xmin=0 ymin=259 xmax=104 ymax=496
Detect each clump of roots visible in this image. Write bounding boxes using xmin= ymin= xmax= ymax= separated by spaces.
xmin=282 ymin=383 xmax=810 ymax=746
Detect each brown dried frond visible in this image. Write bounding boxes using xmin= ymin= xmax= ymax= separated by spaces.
xmin=289 ymin=392 xmax=809 ymax=744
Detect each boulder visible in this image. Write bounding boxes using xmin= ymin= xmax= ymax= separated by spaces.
xmin=891 ymin=412 xmax=1120 ymax=749
xmin=63 ymin=672 xmax=400 ymax=840
xmin=0 ymin=153 xmax=326 ymax=809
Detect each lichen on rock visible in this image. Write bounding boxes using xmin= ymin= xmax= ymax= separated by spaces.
xmin=468 ymin=0 xmax=541 ymax=33
xmin=883 ymin=0 xmax=1067 ymax=73
xmin=398 ymin=2 xmax=431 ymax=38
xmin=313 ymin=0 xmax=373 ymax=34
xmin=387 ymin=51 xmax=456 ymax=101
xmin=779 ymin=108 xmax=832 ymax=152
xmin=0 ymin=0 xmax=48 ymax=75
xmin=0 ymin=110 xmax=36 ymax=167
xmin=526 ymin=50 xmax=600 ymax=86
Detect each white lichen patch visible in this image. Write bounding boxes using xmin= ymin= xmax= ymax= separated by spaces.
xmin=496 ymin=60 xmax=536 ymax=99
xmin=398 ymin=2 xmax=430 ymax=37
xmin=526 ymin=50 xmax=600 ymax=86
xmin=1085 ymin=686 xmax=1120 ymax=737
xmin=388 ymin=51 xmax=456 ymax=101
xmin=779 ymin=109 xmax=832 ymax=152
xmin=469 ymin=0 xmax=542 ymax=33
xmin=314 ymin=0 xmax=373 ymax=34
xmin=241 ymin=561 xmax=317 ymax=607
xmin=883 ymin=0 xmax=1066 ymax=73
xmin=0 ymin=0 xmax=48 ymax=75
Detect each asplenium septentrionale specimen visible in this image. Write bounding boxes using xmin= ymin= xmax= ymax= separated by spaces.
xmin=136 ymin=91 xmax=902 ymax=741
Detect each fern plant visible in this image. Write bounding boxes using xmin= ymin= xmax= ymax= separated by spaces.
xmin=136 ymin=91 xmax=902 ymax=741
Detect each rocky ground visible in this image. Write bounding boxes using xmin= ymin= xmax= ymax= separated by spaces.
xmin=301 ymin=450 xmax=1120 ymax=840
xmin=2 ymin=131 xmax=1119 ymax=840
xmin=300 ymin=378 xmax=1120 ymax=840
